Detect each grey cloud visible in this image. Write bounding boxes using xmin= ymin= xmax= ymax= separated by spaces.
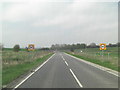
xmin=2 ymin=1 xmax=118 ymax=48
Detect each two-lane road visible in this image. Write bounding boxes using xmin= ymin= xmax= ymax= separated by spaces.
xmin=17 ymin=52 xmax=118 ymax=88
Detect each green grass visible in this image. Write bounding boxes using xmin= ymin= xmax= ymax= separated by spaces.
xmin=75 ymin=47 xmax=118 ymax=57
xmin=2 ymin=53 xmax=53 ymax=85
xmin=68 ymin=47 xmax=119 ymax=72
xmin=0 ymin=68 xmax=2 ymax=89
xmin=0 ymin=53 xmax=2 ymax=89
xmin=66 ymin=51 xmax=119 ymax=72
xmin=2 ymin=50 xmax=52 ymax=68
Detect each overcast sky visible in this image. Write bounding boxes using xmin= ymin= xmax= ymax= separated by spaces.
xmin=0 ymin=0 xmax=118 ymax=48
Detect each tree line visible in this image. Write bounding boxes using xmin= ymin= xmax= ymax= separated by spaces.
xmin=0 ymin=42 xmax=120 ymax=52
xmin=50 ymin=42 xmax=120 ymax=51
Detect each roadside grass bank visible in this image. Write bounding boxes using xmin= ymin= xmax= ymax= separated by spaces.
xmin=0 ymin=51 xmax=2 ymax=89
xmin=66 ymin=49 xmax=119 ymax=72
xmin=2 ymin=53 xmax=53 ymax=86
xmin=2 ymin=50 xmax=51 ymax=68
xmin=0 ymin=69 xmax=2 ymax=89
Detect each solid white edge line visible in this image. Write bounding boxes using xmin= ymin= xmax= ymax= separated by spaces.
xmin=106 ymin=71 xmax=119 ymax=77
xmin=13 ymin=53 xmax=56 ymax=89
xmin=69 ymin=69 xmax=83 ymax=88
xmin=65 ymin=61 xmax=68 ymax=66
xmin=13 ymin=72 xmax=34 ymax=89
xmin=65 ymin=53 xmax=119 ymax=77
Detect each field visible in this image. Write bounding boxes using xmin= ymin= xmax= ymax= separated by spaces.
xmin=66 ymin=47 xmax=119 ymax=71
xmin=2 ymin=49 xmax=53 ymax=86
xmin=1 ymin=47 xmax=120 ymax=87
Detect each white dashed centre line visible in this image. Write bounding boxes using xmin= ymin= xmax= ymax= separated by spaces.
xmin=69 ymin=69 xmax=83 ymax=88
xmin=61 ymin=55 xmax=65 ymax=61
xmin=65 ymin=61 xmax=69 ymax=66
xmin=61 ymin=55 xmax=83 ymax=88
xmin=61 ymin=54 xmax=83 ymax=88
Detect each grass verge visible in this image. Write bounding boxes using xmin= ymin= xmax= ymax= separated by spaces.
xmin=66 ymin=52 xmax=119 ymax=72
xmin=2 ymin=53 xmax=54 ymax=85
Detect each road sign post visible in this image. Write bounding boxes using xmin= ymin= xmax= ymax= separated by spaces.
xmin=99 ymin=43 xmax=106 ymax=58
xmin=28 ymin=44 xmax=35 ymax=51
xmin=99 ymin=43 xmax=106 ymax=50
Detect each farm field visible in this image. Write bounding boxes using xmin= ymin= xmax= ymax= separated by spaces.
xmin=2 ymin=49 xmax=53 ymax=86
xmin=66 ymin=47 xmax=119 ymax=71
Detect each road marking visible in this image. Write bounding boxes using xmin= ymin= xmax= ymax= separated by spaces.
xmin=34 ymin=54 xmax=55 ymax=72
xmin=13 ymin=72 xmax=34 ymax=90
xmin=106 ymin=70 xmax=119 ymax=77
xmin=13 ymin=53 xmax=56 ymax=89
xmin=65 ymin=53 xmax=119 ymax=77
xmin=61 ymin=53 xmax=83 ymax=88
xmin=69 ymin=69 xmax=83 ymax=88
xmin=65 ymin=61 xmax=68 ymax=66
xmin=61 ymin=55 xmax=65 ymax=61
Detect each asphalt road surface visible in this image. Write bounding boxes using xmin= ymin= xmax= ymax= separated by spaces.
xmin=17 ymin=52 xmax=118 ymax=88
